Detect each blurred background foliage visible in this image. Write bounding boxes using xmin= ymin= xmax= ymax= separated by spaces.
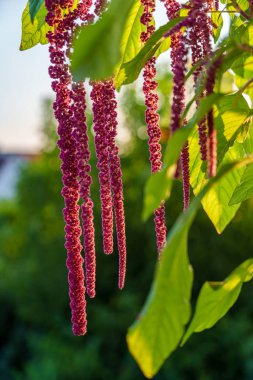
xmin=0 ymin=71 xmax=253 ymax=380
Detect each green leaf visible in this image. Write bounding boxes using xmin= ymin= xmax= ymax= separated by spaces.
xmin=142 ymin=93 xmax=222 ymax=221
xmin=189 ymin=93 xmax=251 ymax=233
xmin=20 ymin=2 xmax=50 ymax=51
xmin=21 ymin=0 xmax=80 ymax=51
xmin=114 ymin=17 xmax=184 ymax=90
xmin=211 ymin=7 xmax=223 ymax=43
xmin=229 ymin=163 xmax=253 ymax=205
xmin=71 ymin=0 xmax=135 ymax=81
xmin=128 ymin=156 xmax=253 ymax=378
xmin=128 ymin=198 xmax=195 ymax=378
xmin=182 ymin=258 xmax=253 ymax=345
xmin=113 ymin=0 xmax=147 ymax=89
xmin=201 ymin=144 xmax=246 ymax=233
xmin=29 ymin=0 xmax=44 ymax=22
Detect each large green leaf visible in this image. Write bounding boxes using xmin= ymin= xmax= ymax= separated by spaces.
xmin=20 ymin=2 xmax=50 ymax=51
xmin=114 ymin=17 xmax=183 ymax=90
xmin=128 ymin=156 xmax=253 ymax=378
xmin=71 ymin=0 xmax=135 ymax=81
xmin=229 ymin=163 xmax=253 ymax=205
xmin=201 ymin=144 xmax=245 ymax=233
xmin=113 ymin=0 xmax=147 ymax=89
xmin=143 ymin=93 xmax=222 ymax=221
xmin=29 ymin=0 xmax=44 ymax=22
xmin=182 ymin=258 xmax=253 ymax=345
xmin=189 ymin=93 xmax=251 ymax=233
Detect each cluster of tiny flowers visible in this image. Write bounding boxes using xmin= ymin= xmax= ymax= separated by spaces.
xmin=206 ymin=56 xmax=222 ymax=177
xmin=71 ymin=82 xmax=96 ymax=299
xmin=46 ymin=0 xmax=128 ymax=335
xmin=103 ymin=80 xmax=127 ymax=288
xmin=90 ymin=80 xmax=127 ymax=285
xmin=44 ymin=0 xmax=222 ymax=335
xmin=188 ymin=0 xmax=213 ymax=161
xmin=90 ymin=81 xmax=114 ymax=255
xmin=162 ymin=0 xmax=190 ymax=211
xmin=46 ymin=0 xmax=90 ymax=336
xmin=141 ymin=0 xmax=167 ymax=254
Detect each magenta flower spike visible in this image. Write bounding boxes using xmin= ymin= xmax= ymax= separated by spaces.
xmin=141 ymin=0 xmax=167 ymax=254
xmin=206 ymin=56 xmax=222 ymax=177
xmin=162 ymin=0 xmax=191 ymax=211
xmin=103 ymin=80 xmax=127 ymax=289
xmin=188 ymin=0 xmax=213 ymax=161
xmin=45 ymin=0 xmax=87 ymax=335
xmin=90 ymin=82 xmax=114 ymax=255
xmin=71 ymin=82 xmax=96 ymax=299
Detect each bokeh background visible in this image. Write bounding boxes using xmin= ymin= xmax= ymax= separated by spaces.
xmin=0 ymin=1 xmax=253 ymax=380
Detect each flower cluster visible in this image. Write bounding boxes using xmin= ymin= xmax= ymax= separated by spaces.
xmin=46 ymin=0 xmax=92 ymax=336
xmin=46 ymin=0 xmax=127 ymax=335
xmin=162 ymin=0 xmax=190 ymax=211
xmin=103 ymin=80 xmax=127 ymax=288
xmin=141 ymin=0 xmax=167 ymax=254
xmin=188 ymin=0 xmax=213 ymax=161
xmin=45 ymin=0 xmax=222 ymax=335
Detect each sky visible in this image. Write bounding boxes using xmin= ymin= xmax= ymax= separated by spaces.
xmin=0 ymin=0 xmax=53 ymax=153
xmin=0 ymin=1 xmax=170 ymax=153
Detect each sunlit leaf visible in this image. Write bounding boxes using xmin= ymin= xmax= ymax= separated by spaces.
xmin=20 ymin=2 xmax=50 ymax=51
xmin=29 ymin=0 xmax=44 ymax=22
xmin=229 ymin=163 xmax=253 ymax=205
xmin=114 ymin=0 xmax=148 ymax=89
xmin=182 ymin=258 xmax=253 ymax=345
xmin=114 ymin=18 xmax=184 ymax=89
xmin=71 ymin=0 xmax=135 ymax=81
xmin=189 ymin=93 xmax=251 ymax=233
xmin=128 ymin=155 xmax=253 ymax=378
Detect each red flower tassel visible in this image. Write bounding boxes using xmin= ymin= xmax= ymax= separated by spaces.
xmin=103 ymin=80 xmax=127 ymax=289
xmin=71 ymin=82 xmax=96 ymax=299
xmin=162 ymin=0 xmax=191 ymax=211
xmin=46 ymin=0 xmax=87 ymax=335
xmin=90 ymin=82 xmax=114 ymax=255
xmin=141 ymin=0 xmax=167 ymax=254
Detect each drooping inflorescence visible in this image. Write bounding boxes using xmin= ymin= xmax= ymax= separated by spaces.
xmin=162 ymin=0 xmax=191 ymax=210
xmin=141 ymin=0 xmax=167 ymax=254
xmin=44 ymin=0 xmax=222 ymax=335
xmin=46 ymin=0 xmax=91 ymax=336
xmin=45 ymin=0 xmax=127 ymax=335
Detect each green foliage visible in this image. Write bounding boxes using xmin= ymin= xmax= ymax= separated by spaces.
xmin=71 ymin=0 xmax=135 ymax=81
xmin=113 ymin=0 xmax=147 ymax=88
xmin=114 ymin=18 xmax=182 ymax=90
xmin=143 ymin=93 xmax=222 ymax=221
xmin=128 ymin=156 xmax=253 ymax=377
xmin=20 ymin=0 xmax=79 ymax=51
xmin=182 ymin=258 xmax=253 ymax=345
xmin=29 ymin=0 xmax=44 ymax=22
xmin=17 ymin=0 xmax=253 ymax=378
xmin=20 ymin=2 xmax=50 ymax=51
xmin=230 ymin=163 xmax=253 ymax=205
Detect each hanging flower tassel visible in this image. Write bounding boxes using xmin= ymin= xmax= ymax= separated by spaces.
xmin=206 ymin=56 xmax=222 ymax=177
xmin=90 ymin=82 xmax=114 ymax=255
xmin=103 ymin=80 xmax=127 ymax=289
xmin=46 ymin=0 xmax=87 ymax=336
xmin=188 ymin=0 xmax=213 ymax=161
xmin=162 ymin=0 xmax=191 ymax=211
xmin=141 ymin=0 xmax=167 ymax=254
xmin=71 ymin=82 xmax=96 ymax=299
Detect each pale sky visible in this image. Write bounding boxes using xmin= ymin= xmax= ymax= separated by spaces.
xmin=0 ymin=0 xmax=52 ymax=153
